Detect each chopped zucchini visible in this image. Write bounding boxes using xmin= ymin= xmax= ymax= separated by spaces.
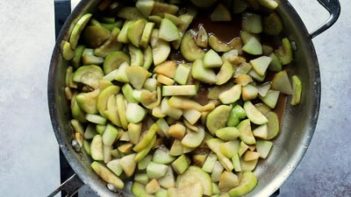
xmin=291 ymin=75 xmax=302 ymax=105
xmin=181 ymin=31 xmax=205 ymax=61
xmin=159 ymin=18 xmax=180 ymax=42
xmin=211 ymin=4 xmax=232 ymax=22
xmin=162 ymin=85 xmax=197 ymax=96
xmin=103 ymin=51 xmax=129 ymax=74
xmin=206 ymin=105 xmax=232 ymax=134
xmin=204 ymin=49 xmax=223 ymax=68
xmin=73 ymin=65 xmax=104 ymax=89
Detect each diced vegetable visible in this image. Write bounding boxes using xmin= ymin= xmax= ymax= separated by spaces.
xmin=159 ymin=18 xmax=180 ymax=42
xmin=176 ymin=166 xmax=212 ymax=196
xmin=181 ymin=31 xmax=205 ymax=61
xmin=206 ymin=105 xmax=232 ymax=134
xmin=211 ymin=4 xmax=232 ymax=22
xmin=172 ymin=155 xmax=190 ymax=174
xmin=244 ymin=101 xmax=268 ymax=125
xmin=147 ymin=162 xmax=168 ymax=179
xmin=291 ymin=75 xmax=302 ymax=105
xmin=228 ymin=171 xmax=257 ymax=196
xmin=272 ymin=70 xmax=293 ymax=94
xmin=91 ymin=161 xmax=124 ymax=189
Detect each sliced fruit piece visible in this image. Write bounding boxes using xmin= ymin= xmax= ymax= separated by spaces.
xmin=91 ymin=161 xmax=124 ymax=189
xmin=73 ymin=65 xmax=104 ymax=89
xmin=126 ymin=66 xmax=149 ymax=89
xmin=242 ymin=84 xmax=258 ymax=101
xmin=238 ymin=119 xmax=256 ymax=145
xmin=192 ymin=59 xmax=217 ymax=84
xmin=276 ymin=38 xmax=293 ymax=65
xmin=291 ymin=75 xmax=302 ymax=105
xmin=204 ymin=49 xmax=223 ymax=68
xmin=143 ymin=46 xmax=153 ymax=70
xmin=117 ymin=21 xmax=133 ymax=43
xmin=128 ymin=19 xmax=146 ymax=47
xmin=181 ymin=127 xmax=205 ymax=148
xmin=219 ymin=84 xmax=242 ymax=104
xmin=256 ymin=140 xmax=273 ymax=159
xmin=260 ymin=90 xmax=280 ymax=108
xmin=228 ymin=171 xmax=257 ymax=197
xmin=266 ymin=111 xmax=280 ymax=140
xmin=271 ymin=70 xmax=293 ymax=94
xmin=206 ymin=105 xmax=232 ymax=134
xmin=117 ymin=7 xmax=145 ymax=20
xmin=183 ymin=109 xmax=201 ymax=125
xmin=264 ymin=13 xmax=283 ymax=36
xmin=174 ymin=63 xmax=191 ymax=85
xmin=258 ymin=0 xmax=279 ymax=10
xmin=168 ymin=123 xmax=186 ymax=139
xmin=191 ymin=0 xmax=217 ymax=8
xmin=244 ymin=101 xmax=268 ymax=125
xmin=136 ymin=0 xmax=155 ymax=17
xmin=216 ymin=127 xmax=240 ymax=141
xmin=172 ymin=155 xmax=191 ymax=174
xmin=159 ymin=18 xmax=180 ymax=42
xmin=159 ymin=167 xmax=176 ymax=188
xmin=202 ymin=153 xmax=217 ymax=173
xmin=69 ymin=13 xmax=92 ymax=49
xmin=129 ymin=45 xmax=144 ymax=67
xmin=253 ymin=124 xmax=268 ymax=139
xmin=211 ymin=3 xmax=232 ymax=21
xmin=120 ymin=154 xmax=136 ymax=177
xmin=176 ymin=166 xmax=212 ymax=196
xmin=147 ymin=162 xmax=168 ymax=179
xmin=91 ymin=135 xmax=104 ymax=161
xmin=250 ymin=56 xmax=272 ymax=76
xmin=97 ymin=85 xmax=120 ymax=116
xmin=181 ymin=31 xmax=205 ymax=61
xmin=242 ymin=36 xmax=262 ymax=55
xmin=146 ymin=179 xmax=160 ymax=194
xmin=103 ymin=51 xmax=129 ymax=74
xmin=126 ymin=103 xmax=146 ymax=123
xmin=219 ymin=171 xmax=239 ymax=192
xmin=216 ymin=61 xmax=235 ymax=85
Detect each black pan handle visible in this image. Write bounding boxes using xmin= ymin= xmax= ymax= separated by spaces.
xmin=310 ymin=0 xmax=341 ymax=38
xmin=47 ymin=174 xmax=83 ymax=197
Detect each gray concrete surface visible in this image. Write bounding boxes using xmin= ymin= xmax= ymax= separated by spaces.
xmin=0 ymin=0 xmax=350 ymax=196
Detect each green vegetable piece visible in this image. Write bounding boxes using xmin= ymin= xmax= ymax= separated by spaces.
xmin=72 ymin=45 xmax=85 ymax=68
xmin=152 ymin=38 xmax=171 ymax=65
xmin=117 ymin=7 xmax=145 ymax=20
xmin=181 ymin=127 xmax=205 ymax=148
xmin=174 ymin=63 xmax=191 ymax=85
xmin=127 ymin=123 xmax=142 ymax=144
xmin=91 ymin=161 xmax=124 ymax=189
xmin=147 ymin=162 xmax=168 ymax=179
xmin=107 ymin=159 xmax=123 ymax=176
xmin=183 ymin=109 xmax=201 ymax=125
xmin=260 ymin=90 xmax=280 ymax=108
xmin=219 ymin=84 xmax=241 ymax=104
xmin=129 ymin=45 xmax=144 ymax=67
xmin=272 ymin=70 xmax=293 ymax=94
xmin=138 ymin=155 xmax=152 ymax=170
xmin=134 ymin=124 xmax=158 ymax=152
xmin=161 ymin=98 xmax=183 ymax=119
xmin=155 ymin=188 xmax=168 ymax=197
xmin=172 ymin=155 xmax=190 ymax=174
xmin=202 ymin=153 xmax=217 ymax=173
xmin=159 ymin=18 xmax=180 ymax=42
xmin=126 ymin=66 xmax=149 ymax=89
xmin=276 ymin=38 xmax=293 ymax=65
xmin=211 ymin=161 xmax=224 ymax=182
xmin=249 ymin=69 xmax=265 ymax=82
xmin=84 ymin=124 xmax=96 ymax=139
xmin=242 ymin=36 xmax=262 ymax=55
xmin=69 ymin=13 xmax=92 ymax=49
xmin=152 ymin=2 xmax=179 ymax=15
xmin=97 ymin=85 xmax=120 ymax=116
xmin=264 ymin=13 xmax=283 ymax=36
xmin=227 ymin=105 xmax=246 ymax=127
xmin=120 ymin=154 xmax=137 ymax=177
xmin=128 ymin=19 xmax=146 ymax=47
xmin=250 ymin=56 xmax=272 ymax=76
xmin=94 ymin=27 xmax=122 ymax=57
xmin=71 ymin=95 xmax=86 ymax=122
xmin=116 ymin=94 xmax=128 ymax=129
xmin=162 ymin=85 xmax=197 ymax=96
xmin=219 ymin=171 xmax=239 ymax=192
xmin=143 ymin=46 xmax=153 ymax=70
xmin=91 ymin=135 xmax=104 ymax=161
xmin=82 ymin=25 xmax=110 ymax=48
xmin=136 ymin=0 xmax=155 ymax=17
xmin=256 ymin=140 xmax=273 ymax=159
xmin=191 ymin=0 xmax=217 ymax=8
xmin=228 ymin=171 xmax=257 ymax=197
xmin=73 ymin=65 xmax=104 ymax=89
xmin=122 ymin=84 xmax=137 ymax=103
xmin=135 ymin=136 xmax=156 ymax=162
xmin=103 ymin=51 xmax=129 ymax=74
xmin=102 ymin=124 xmax=119 ymax=146
xmin=291 ymin=75 xmax=302 ymax=105
xmin=209 ymin=35 xmax=241 ymax=53
xmin=126 ymin=103 xmax=146 ymax=123
xmin=204 ymin=49 xmax=223 ymax=68
xmin=61 ymin=41 xmax=74 ymax=60
xmin=146 ymin=179 xmax=161 ymax=194
xmin=206 ymin=105 xmax=232 ymax=134
xmin=210 ymin=3 xmax=231 ymax=22
xmin=105 ymin=95 xmax=122 ymax=127
xmin=135 ymin=173 xmax=150 ymax=184
xmin=220 ymin=140 xmax=240 ymax=158
xmin=257 ymin=0 xmax=279 ymax=10
xmin=140 ymin=22 xmax=155 ymax=48
xmin=192 ymin=59 xmax=217 ymax=84
xmin=170 ymin=140 xmax=183 ymax=156
xmin=269 ymin=52 xmax=282 ymax=71
xmin=244 ymin=101 xmax=268 ymax=125
xmin=242 ymin=13 xmax=262 ymax=34
xmin=76 ymin=89 xmax=99 ymax=114
xmin=266 ymin=111 xmax=280 ymax=140
xmin=232 ymin=153 xmax=241 ymax=172
xmin=181 ymin=31 xmax=205 ymax=61
xmin=176 ymin=166 xmax=212 ymax=196
xmin=96 ymin=125 xmax=106 ymax=135
xmin=207 ymin=138 xmax=234 ymax=171
xmin=215 ymin=127 xmax=240 ymax=141
xmin=82 ymin=48 xmax=104 ymax=65
xmin=168 ymin=183 xmax=203 ymax=197
xmin=242 ymin=84 xmax=258 ymax=101
xmin=132 ymin=182 xmax=152 ymax=197
xmin=195 ymin=24 xmax=208 ymax=48
xmin=233 ymin=0 xmax=248 ymax=14
xmin=153 ymin=147 xmax=175 ymax=164
xmin=117 ymin=21 xmax=133 ymax=43
xmin=238 ymin=119 xmax=256 ymax=145
xmin=148 ymin=15 xmax=162 ymax=24
xmin=86 ymin=114 xmax=107 ymax=125
xmin=83 ymin=140 xmax=91 ymax=155
xmin=216 ymin=61 xmax=235 ymax=85
xmin=253 ymin=124 xmax=268 ymax=139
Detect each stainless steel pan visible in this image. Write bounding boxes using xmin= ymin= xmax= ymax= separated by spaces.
xmin=48 ymin=0 xmax=341 ymax=196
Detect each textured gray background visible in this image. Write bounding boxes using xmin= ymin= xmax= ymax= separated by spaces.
xmin=0 ymin=0 xmax=350 ymax=196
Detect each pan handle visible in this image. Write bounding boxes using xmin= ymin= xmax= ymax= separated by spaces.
xmin=310 ymin=0 xmax=341 ymax=38
xmin=47 ymin=174 xmax=84 ymax=197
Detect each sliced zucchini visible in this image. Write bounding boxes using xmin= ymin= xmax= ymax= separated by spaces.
xmin=134 ymin=124 xmax=158 ymax=152
xmin=266 ymin=111 xmax=280 ymax=140
xmin=215 ymin=127 xmax=240 ymax=141
xmin=91 ymin=161 xmax=124 ymax=189
xmin=276 ymin=38 xmax=293 ymax=65
xmin=95 ymin=27 xmax=122 ymax=57
xmin=73 ymin=65 xmax=104 ymax=89
xmin=102 ymin=124 xmax=119 ymax=146
xmin=82 ymin=48 xmax=104 ymax=65
xmin=146 ymin=179 xmax=160 ymax=194
xmin=76 ymin=89 xmax=99 ymax=114
xmin=126 ymin=103 xmax=146 ymax=123
xmin=136 ymin=0 xmax=155 ymax=17
xmin=219 ymin=84 xmax=242 ymax=104
xmin=242 ymin=36 xmax=262 ymax=55
xmin=162 ymin=85 xmax=197 ymax=96
xmin=206 ymin=105 xmax=232 ymax=134
xmin=117 ymin=7 xmax=145 ymax=20
xmin=242 ymin=12 xmax=262 ymax=34
xmin=271 ymin=70 xmax=293 ymax=94
xmin=253 ymin=124 xmax=268 ymax=139
xmin=219 ymin=171 xmax=239 ymax=192
xmin=120 ymin=154 xmax=137 ymax=177
xmin=233 ymin=0 xmax=248 ymax=14
xmin=159 ymin=18 xmax=180 ymax=42
xmin=69 ymin=13 xmax=92 ymax=49
xmin=238 ymin=119 xmax=256 ymax=145
xmin=209 ymin=35 xmax=241 ymax=53
xmin=83 ymin=25 xmax=110 ymax=48
xmin=192 ymin=59 xmax=217 ymax=84
xmin=91 ymin=135 xmax=104 ymax=161
xmin=204 ymin=49 xmax=223 ymax=68
xmin=116 ymin=94 xmax=128 ymax=129
xmin=154 ymin=60 xmax=176 ymax=78
xmin=210 ymin=4 xmax=232 ymax=22
xmin=220 ymin=140 xmax=240 ymax=158
xmin=140 ymin=22 xmax=155 ymax=48
xmin=242 ymin=84 xmax=258 ymax=101
xmin=181 ymin=31 xmax=205 ymax=61
xmin=269 ymin=52 xmax=282 ymax=72
xmin=129 ymin=45 xmax=144 ymax=67
xmin=291 ymin=75 xmax=302 ymax=105
xmin=250 ymin=56 xmax=272 ymax=76
xmin=128 ymin=19 xmax=146 ymax=47
xmin=86 ymin=114 xmax=107 ymax=125
xmin=216 ymin=61 xmax=235 ymax=85
xmin=126 ymin=66 xmax=149 ymax=89
xmin=143 ymin=46 xmax=153 ymax=70
xmin=61 ymin=41 xmax=74 ymax=60
xmin=172 ymin=155 xmax=191 ymax=174
xmin=117 ymin=21 xmax=133 ymax=43
xmin=174 ymin=63 xmax=191 ymax=85
xmin=260 ymin=90 xmax=280 ymax=108
xmin=256 ymin=140 xmax=273 ymax=159
xmin=147 ymin=162 xmax=168 ymax=179
xmin=228 ymin=171 xmax=257 ymax=197
xmin=152 ymin=2 xmax=179 ymax=15
xmin=97 ymin=85 xmax=120 ymax=116
xmin=257 ymin=0 xmax=279 ymax=10
xmin=103 ymin=51 xmax=129 ymax=74
xmin=264 ymin=13 xmax=283 ymax=36
xmin=159 ymin=167 xmax=176 ymax=188
xmin=202 ymin=153 xmax=217 ymax=173
xmin=128 ymin=123 xmax=142 ymax=144
xmin=152 ymin=38 xmax=171 ymax=65
xmin=183 ymin=109 xmax=201 ymax=125
xmin=195 ymin=24 xmax=208 ymax=48
xmin=211 ymin=161 xmax=224 ymax=182
xmin=244 ymin=101 xmax=268 ymax=125
xmin=176 ymin=166 xmax=212 ymax=196
xmin=181 ymin=127 xmax=205 ymax=148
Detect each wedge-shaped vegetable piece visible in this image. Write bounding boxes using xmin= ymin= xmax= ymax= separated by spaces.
xmin=102 ymin=124 xmax=119 ymax=146
xmin=232 ymin=153 xmax=241 ymax=172
xmin=219 ymin=84 xmax=242 ymax=104
xmin=117 ymin=21 xmax=133 ymax=43
xmin=168 ymin=123 xmax=186 ymax=139
xmin=155 ymin=60 xmax=176 ymax=78
xmin=120 ymin=154 xmax=136 ymax=177
xmin=206 ymin=139 xmax=234 ymax=171
xmin=136 ymin=0 xmax=155 ymax=17
xmin=250 ymin=56 xmax=272 ymax=76
xmin=159 ymin=18 xmax=180 ymax=42
xmin=211 ymin=161 xmax=224 ymax=182
xmin=233 ymin=0 xmax=248 ymax=14
xmin=76 ymin=89 xmax=99 ymax=114
xmin=253 ymin=124 xmax=268 ymax=139
xmin=291 ymin=75 xmax=302 ymax=105
xmin=122 ymin=84 xmax=137 ymax=103
xmin=256 ymin=140 xmax=273 ymax=159
xmin=107 ymin=159 xmax=123 ymax=176
xmin=168 ymin=96 xmax=214 ymax=112
xmin=143 ymin=47 xmax=153 ymax=70
xmin=209 ymin=35 xmax=241 ymax=53
xmin=191 ymin=0 xmax=217 ymax=8
xmin=73 ymin=65 xmax=103 ymax=89
xmin=107 ymin=62 xmax=128 ymax=83
xmin=69 ymin=13 xmax=92 ymax=49
xmin=181 ymin=31 xmax=205 ymax=61
xmin=257 ymin=82 xmax=271 ymax=97
xmin=135 ymin=173 xmax=149 ymax=184
xmin=266 ymin=111 xmax=280 ymax=139
xmin=155 ymin=188 xmax=168 ymax=197
xmin=240 ymin=31 xmax=257 ymax=45
xmin=71 ymin=96 xmax=86 ymax=122
xmin=181 ymin=127 xmax=205 ymax=148
xmin=71 ymin=45 xmax=85 ymax=68
xmin=174 ymin=63 xmax=191 ymax=85
xmin=103 ymin=145 xmax=112 ymax=162
xmin=126 ymin=103 xmax=146 ymax=123
xmin=243 ymin=151 xmax=260 ymax=161
xmin=128 ymin=19 xmax=146 ymax=47
xmin=192 ymin=59 xmax=216 ymax=84
xmin=152 ymin=39 xmax=171 ymax=65
xmin=83 ymin=25 xmax=110 ymax=48
xmin=138 ymin=155 xmax=152 ymax=170
xmin=260 ymin=90 xmax=280 ymax=108
xmin=146 ymin=179 xmax=160 ymax=194
xmin=255 ymin=103 xmax=272 ymax=118
xmin=220 ymin=140 xmax=240 ymax=158
xmin=239 ymin=141 xmax=250 ymax=156
xmin=183 ymin=109 xmax=201 ymax=125
xmin=144 ymin=78 xmax=157 ymax=93
xmin=126 ymin=66 xmax=149 ymax=89
xmin=152 ymin=2 xmax=179 ymax=15
xmin=244 ymin=101 xmax=268 ymax=125
xmin=242 ymin=84 xmax=258 ymax=101
xmin=234 ymin=62 xmax=252 ymax=77
xmin=135 ymin=136 xmax=156 ymax=162
xmin=204 ymin=49 xmax=223 ymax=68
xmin=242 ymin=13 xmax=262 ymax=34
xmin=91 ymin=161 xmax=124 ymax=189
xmin=258 ymin=0 xmax=279 ymax=10
xmin=276 ymin=38 xmax=293 ymax=65
xmin=96 ymin=125 xmax=106 ymax=135
xmin=210 ymin=3 xmax=231 ymax=21
xmin=91 ymin=135 xmax=104 ymax=161
xmin=268 ymin=53 xmax=282 ymax=72
xmin=95 ymin=28 xmax=122 ymax=57
xmin=153 ymin=147 xmax=175 ymax=164
xmin=172 ymin=155 xmax=190 ymax=174
xmin=61 ymin=41 xmax=74 ymax=60
xmin=206 ymin=105 xmax=232 ymax=134
xmin=117 ymin=7 xmax=144 ymax=20
xmin=176 ymin=166 xmax=212 ymax=196
xmin=242 ymin=36 xmax=262 ymax=55
xmin=103 ymin=51 xmax=129 ymax=74
xmin=169 ymin=183 xmax=203 ymax=197
xmin=219 ymin=171 xmax=239 ymax=192
xmin=195 ymin=24 xmax=208 ymax=48
xmin=116 ymin=94 xmax=128 ymax=129
xmin=216 ymin=127 xmax=240 ymax=141
xmin=216 ymin=61 xmax=235 ymax=85
xmin=147 ymin=162 xmax=168 ymax=179
xmin=129 ymin=45 xmax=144 ymax=67
xmin=170 ymin=140 xmax=183 ymax=156
xmin=264 ymin=13 xmax=282 ymax=36
xmin=162 ymin=85 xmax=197 ymax=97
xmin=202 ymin=153 xmax=217 ymax=173
xmin=249 ymin=69 xmax=265 ymax=82
xmin=86 ymin=114 xmax=107 ymax=125
xmin=132 ymin=182 xmax=152 ymax=197
xmin=155 ymin=167 xmax=174 ymax=189
xmin=161 ymin=98 xmax=183 ymax=119
xmin=128 ymin=123 xmax=141 ymax=144
xmin=134 ymin=123 xmax=158 ymax=152
xmin=103 ymin=95 xmax=122 ymax=126
xmin=97 ymin=85 xmax=120 ymax=115
xmin=272 ymin=70 xmax=293 ymax=94
xmin=238 ymin=119 xmax=256 ymax=145
xmin=82 ymin=48 xmax=104 ymax=65
xmin=228 ymin=171 xmax=257 ymax=197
